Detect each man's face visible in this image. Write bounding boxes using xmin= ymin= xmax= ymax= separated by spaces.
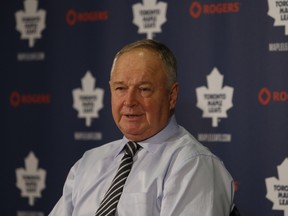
xmin=110 ymin=48 xmax=178 ymax=141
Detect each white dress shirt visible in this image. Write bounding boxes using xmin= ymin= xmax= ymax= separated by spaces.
xmin=49 ymin=115 xmax=234 ymax=216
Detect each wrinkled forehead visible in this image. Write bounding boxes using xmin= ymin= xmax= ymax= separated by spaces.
xmin=110 ymin=48 xmax=169 ymax=86
xmin=116 ymin=48 xmax=161 ymax=64
xmin=111 ymin=48 xmax=163 ymax=72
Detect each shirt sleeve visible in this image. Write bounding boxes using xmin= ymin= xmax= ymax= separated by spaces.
xmin=160 ymin=154 xmax=234 ymax=216
xmin=48 ymin=161 xmax=79 ymax=216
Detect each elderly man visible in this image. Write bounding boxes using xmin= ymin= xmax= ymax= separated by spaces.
xmin=49 ymin=39 xmax=235 ymax=216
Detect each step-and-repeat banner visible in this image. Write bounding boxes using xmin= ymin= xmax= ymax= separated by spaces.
xmin=1 ymin=0 xmax=288 ymax=215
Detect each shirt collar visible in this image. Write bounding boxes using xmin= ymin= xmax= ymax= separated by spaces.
xmin=119 ymin=115 xmax=179 ymax=154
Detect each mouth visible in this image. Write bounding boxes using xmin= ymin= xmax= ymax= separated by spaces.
xmin=123 ymin=114 xmax=143 ymax=119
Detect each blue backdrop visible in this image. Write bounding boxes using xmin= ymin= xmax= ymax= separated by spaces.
xmin=2 ymin=0 xmax=288 ymax=215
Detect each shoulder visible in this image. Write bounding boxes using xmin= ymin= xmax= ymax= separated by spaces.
xmin=163 ymin=126 xmax=226 ymax=168
xmin=167 ymin=126 xmax=214 ymax=157
xmin=73 ymin=140 xmax=122 ymax=169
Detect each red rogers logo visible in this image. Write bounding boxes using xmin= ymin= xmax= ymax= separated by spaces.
xmin=258 ymin=88 xmax=288 ymax=105
xmin=66 ymin=9 xmax=108 ymax=26
xmin=189 ymin=1 xmax=240 ymax=19
xmin=10 ymin=91 xmax=51 ymax=108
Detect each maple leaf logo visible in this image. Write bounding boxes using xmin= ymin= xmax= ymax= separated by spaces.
xmin=267 ymin=0 xmax=288 ymax=35
xmin=15 ymin=0 xmax=46 ymax=47
xmin=196 ymin=67 xmax=234 ymax=127
xmin=72 ymin=71 xmax=104 ymax=127
xmin=132 ymin=0 xmax=167 ymax=39
xmin=16 ymin=151 xmax=46 ymax=206
xmin=265 ymin=158 xmax=288 ymax=216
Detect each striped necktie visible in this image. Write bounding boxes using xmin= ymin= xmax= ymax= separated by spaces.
xmin=95 ymin=141 xmax=140 ymax=216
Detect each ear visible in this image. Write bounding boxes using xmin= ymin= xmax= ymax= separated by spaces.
xmin=169 ymin=82 xmax=179 ymax=110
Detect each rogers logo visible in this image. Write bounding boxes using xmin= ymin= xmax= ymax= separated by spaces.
xmin=258 ymin=87 xmax=288 ymax=105
xmin=10 ymin=91 xmax=51 ymax=108
xmin=189 ymin=1 xmax=240 ymax=19
xmin=66 ymin=9 xmax=108 ymax=26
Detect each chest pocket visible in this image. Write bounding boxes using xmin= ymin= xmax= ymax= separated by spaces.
xmin=117 ymin=192 xmax=157 ymax=216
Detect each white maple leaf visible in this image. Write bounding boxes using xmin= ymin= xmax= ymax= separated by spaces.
xmin=132 ymin=0 xmax=167 ymax=39
xmin=16 ymin=152 xmax=46 ymax=206
xmin=265 ymin=158 xmax=288 ymax=216
xmin=196 ymin=67 xmax=234 ymax=127
xmin=267 ymin=0 xmax=288 ymax=35
xmin=72 ymin=71 xmax=104 ymax=127
xmin=15 ymin=0 xmax=46 ymax=47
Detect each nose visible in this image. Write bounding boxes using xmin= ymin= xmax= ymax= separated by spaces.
xmin=124 ymin=89 xmax=138 ymax=107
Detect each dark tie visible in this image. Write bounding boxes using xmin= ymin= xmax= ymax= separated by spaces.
xmin=95 ymin=141 xmax=140 ymax=216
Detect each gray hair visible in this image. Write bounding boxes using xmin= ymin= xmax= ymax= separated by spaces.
xmin=111 ymin=39 xmax=177 ymax=87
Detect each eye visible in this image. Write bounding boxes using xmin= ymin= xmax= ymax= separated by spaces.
xmin=112 ymin=84 xmax=127 ymax=96
xmin=115 ymin=86 xmax=125 ymax=91
xmin=139 ymin=86 xmax=153 ymax=97
xmin=140 ymin=87 xmax=152 ymax=92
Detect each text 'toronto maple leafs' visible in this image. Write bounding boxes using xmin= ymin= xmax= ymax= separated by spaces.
xmin=196 ymin=67 xmax=234 ymax=127
xmin=265 ymin=158 xmax=288 ymax=216
xmin=73 ymin=71 xmax=104 ymax=127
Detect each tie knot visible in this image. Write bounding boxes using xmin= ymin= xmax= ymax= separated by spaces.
xmin=125 ymin=141 xmax=140 ymax=157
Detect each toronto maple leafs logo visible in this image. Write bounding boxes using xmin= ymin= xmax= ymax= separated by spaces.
xmin=132 ymin=0 xmax=167 ymax=39
xmin=16 ymin=152 xmax=46 ymax=206
xmin=266 ymin=158 xmax=288 ymax=216
xmin=196 ymin=68 xmax=234 ymax=127
xmin=267 ymin=0 xmax=288 ymax=35
xmin=72 ymin=71 xmax=104 ymax=127
xmin=15 ymin=0 xmax=46 ymax=47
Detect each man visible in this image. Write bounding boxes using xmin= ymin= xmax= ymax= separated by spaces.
xmin=49 ymin=39 xmax=235 ymax=216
